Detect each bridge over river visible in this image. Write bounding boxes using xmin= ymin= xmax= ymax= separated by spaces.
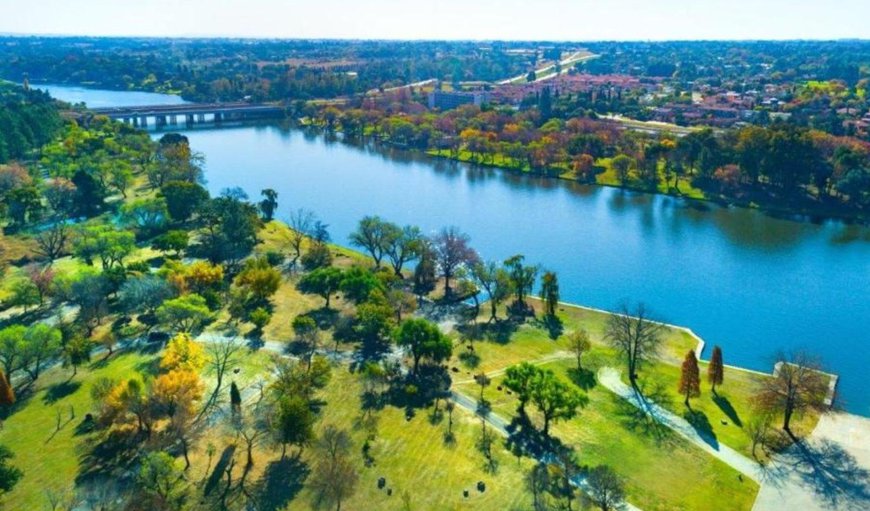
xmin=90 ymin=102 xmax=285 ymax=127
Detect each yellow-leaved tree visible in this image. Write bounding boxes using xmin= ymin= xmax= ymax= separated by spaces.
xmin=160 ymin=333 xmax=206 ymax=372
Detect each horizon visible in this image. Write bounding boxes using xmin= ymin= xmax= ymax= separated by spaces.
xmin=2 ymin=0 xmax=869 ymax=41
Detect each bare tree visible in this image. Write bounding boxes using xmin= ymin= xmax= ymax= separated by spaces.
xmin=201 ymin=337 xmax=243 ymax=416
xmin=604 ymin=302 xmax=663 ymax=386
xmin=756 ymin=351 xmax=830 ymax=433
xmin=286 ymin=208 xmax=315 ymax=268
xmin=34 ymin=223 xmax=70 ymax=264
xmin=433 ymin=226 xmax=479 ymax=298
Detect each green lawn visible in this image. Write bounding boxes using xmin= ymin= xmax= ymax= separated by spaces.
xmin=0 ymin=350 xmax=158 ymax=509
xmin=456 ymin=358 xmax=759 ymax=511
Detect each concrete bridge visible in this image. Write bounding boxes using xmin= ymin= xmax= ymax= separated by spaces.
xmin=90 ymin=102 xmax=285 ymax=127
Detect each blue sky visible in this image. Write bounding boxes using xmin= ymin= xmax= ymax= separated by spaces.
xmin=2 ymin=0 xmax=868 ymax=40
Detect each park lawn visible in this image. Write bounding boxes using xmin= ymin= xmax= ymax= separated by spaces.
xmin=455 ymin=298 xmax=697 ymax=375
xmin=456 ymin=358 xmax=759 ymax=511
xmin=0 ymin=350 xmax=158 ymax=510
xmin=595 ymin=157 xmax=707 ymax=200
xmin=186 ymin=365 xmax=535 ymax=511
xmin=632 ymin=360 xmax=823 ymax=461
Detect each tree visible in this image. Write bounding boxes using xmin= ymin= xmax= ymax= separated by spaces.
xmin=119 ymin=275 xmax=175 ymax=315
xmin=292 ymin=316 xmax=320 ymax=368
xmin=152 ymin=230 xmax=188 ymax=258
xmin=433 ymin=226 xmax=478 ymax=297
xmin=34 ymin=223 xmax=69 ymax=263
xmin=156 ymin=295 xmax=213 ymax=333
xmin=62 ymin=336 xmax=92 ymax=376
xmin=0 ymin=326 xmax=26 ymax=381
xmin=349 ymin=215 xmax=390 ymax=268
xmin=708 ymin=345 xmax=724 ymax=394
xmin=56 ymin=270 xmax=111 ymax=333
xmin=383 ymin=224 xmax=422 ymax=276
xmin=0 ymin=445 xmax=23 ymax=495
xmin=198 ymin=196 xmax=261 ymax=265
xmin=339 ymin=266 xmax=384 ymax=304
xmin=286 ymin=208 xmax=316 ymax=267
xmin=504 ymin=254 xmax=538 ymax=309
xmin=151 ymin=368 xmax=203 ymax=469
xmin=0 ymin=369 xmax=14 ymax=408
xmin=122 ymin=197 xmax=169 ymax=234
xmin=137 ymin=451 xmax=186 ymax=510
xmin=678 ymin=350 xmax=701 ymax=406
xmin=611 ymin=154 xmax=634 ymax=185
xmin=73 ymin=226 xmax=135 ymax=270
xmin=530 ymin=369 xmax=587 ymax=435
xmin=202 ymin=337 xmax=243 ymax=413
xmin=604 ymin=302 xmax=663 ymax=385
xmin=539 ymin=271 xmax=560 ymax=317
xmin=259 ymin=188 xmax=278 ymax=221
xmin=26 ymin=265 xmax=54 ymax=305
xmin=160 ymin=181 xmax=209 ymax=223
xmin=412 ymin=241 xmax=437 ymax=302
xmin=160 ymin=333 xmax=206 ymax=372
xmin=234 ymin=257 xmax=282 ymax=305
xmin=309 ymin=427 xmax=358 ymax=511
xmin=394 ymin=318 xmax=452 ymax=375
xmin=503 ymin=362 xmax=539 ymax=415
xmin=568 ymin=329 xmax=591 ymax=371
xmin=756 ymin=351 xmax=830 ymax=433
xmin=21 ymin=324 xmax=62 ymax=381
xmin=298 ymin=267 xmax=343 ymax=309
xmin=471 ymin=261 xmax=511 ymax=323
xmin=271 ymin=395 xmax=315 ymax=459
xmin=9 ymin=279 xmax=39 ymax=313
xmin=584 ymin=465 xmax=625 ymax=511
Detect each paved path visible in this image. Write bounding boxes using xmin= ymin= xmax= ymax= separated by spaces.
xmin=598 ymin=367 xmax=765 ymax=482
xmin=452 ymin=351 xmax=573 ymax=385
xmin=752 ymin=413 xmax=870 ymax=511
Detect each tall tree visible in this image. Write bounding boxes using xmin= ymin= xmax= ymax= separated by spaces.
xmin=298 ymin=267 xmax=344 ymax=309
xmin=503 ymin=362 xmax=540 ymax=415
xmin=271 ymin=395 xmax=315 ymax=459
xmin=394 ymin=318 xmax=452 ymax=375
xmin=604 ymin=302 xmax=662 ymax=386
xmin=504 ymin=254 xmax=538 ymax=310
xmin=530 ymin=369 xmax=587 ymax=436
xmin=568 ymin=329 xmax=591 ymax=372
xmin=678 ymin=350 xmax=701 ymax=406
xmin=756 ymin=351 xmax=830 ymax=433
xmin=349 ymin=216 xmax=389 ymax=268
xmin=309 ymin=426 xmax=358 ymax=511
xmin=259 ymin=188 xmax=278 ymax=221
xmin=708 ymin=345 xmax=724 ymax=394
xmin=433 ymin=226 xmax=478 ymax=298
xmin=471 ymin=261 xmax=512 ymax=323
xmin=383 ymin=224 xmax=423 ymax=276
xmin=540 ymin=271 xmax=560 ymax=317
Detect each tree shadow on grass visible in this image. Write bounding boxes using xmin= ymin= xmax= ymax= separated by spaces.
xmin=76 ymin=429 xmax=142 ymax=486
xmin=42 ymin=380 xmax=82 ymax=405
xmin=683 ymin=408 xmax=719 ymax=450
xmin=612 ymin=380 xmax=675 ymax=446
xmin=531 ymin=314 xmax=564 ymax=340
xmin=254 ymin=455 xmax=310 ymax=511
xmin=712 ymin=394 xmax=743 ymax=427
xmin=505 ymin=414 xmax=566 ymax=459
xmin=457 ymin=319 xmax=520 ymax=345
xmin=567 ymin=367 xmax=597 ymax=391
xmin=785 ymin=437 xmax=870 ymax=509
xmin=204 ymin=445 xmax=237 ymax=497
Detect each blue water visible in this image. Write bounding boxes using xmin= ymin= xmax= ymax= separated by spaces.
xmin=45 ymin=85 xmax=870 ymax=416
xmin=34 ymin=83 xmax=188 ymax=108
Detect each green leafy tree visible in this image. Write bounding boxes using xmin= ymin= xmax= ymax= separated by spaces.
xmin=137 ymin=451 xmax=186 ymax=510
xmin=22 ymin=324 xmax=62 ymax=381
xmin=394 ymin=318 xmax=452 ymax=374
xmin=503 ymin=362 xmax=539 ymax=415
xmin=471 ymin=261 xmax=512 ymax=323
xmin=412 ymin=241 xmax=437 ymax=301
xmin=271 ymin=395 xmax=315 ymax=459
xmin=73 ymin=226 xmax=136 ymax=270
xmin=349 ymin=215 xmax=390 ymax=268
xmin=63 ymin=336 xmax=93 ymax=376
xmin=122 ymin=197 xmax=169 ymax=234
xmin=611 ymin=154 xmax=634 ymax=185
xmin=504 ymin=254 xmax=538 ymax=309
xmin=160 ymin=181 xmax=209 ymax=223
xmin=530 ymin=368 xmax=587 ymax=435
xmin=568 ymin=329 xmax=591 ymax=371
xmin=298 ymin=267 xmax=343 ymax=309
xmin=152 ymin=230 xmax=189 ymax=258
xmin=383 ymin=224 xmax=423 ymax=276
xmin=156 ymin=294 xmax=213 ymax=333
xmin=339 ymin=266 xmax=384 ymax=303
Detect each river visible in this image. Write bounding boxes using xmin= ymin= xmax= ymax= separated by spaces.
xmin=38 ymin=84 xmax=870 ymax=416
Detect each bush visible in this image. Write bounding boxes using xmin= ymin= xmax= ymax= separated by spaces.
xmin=301 ymin=243 xmax=333 ymax=270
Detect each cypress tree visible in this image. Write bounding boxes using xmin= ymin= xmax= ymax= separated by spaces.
xmin=678 ymin=350 xmax=701 ymax=407
xmin=0 ymin=370 xmax=14 ymax=407
xmin=708 ymin=345 xmax=724 ymax=395
xmin=230 ymin=381 xmax=241 ymax=414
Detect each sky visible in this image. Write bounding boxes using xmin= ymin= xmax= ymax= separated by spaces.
xmin=1 ymin=0 xmax=868 ymax=41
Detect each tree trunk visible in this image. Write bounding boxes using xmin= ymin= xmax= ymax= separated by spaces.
xmin=783 ymin=405 xmax=794 ymax=433
xmin=490 ymin=301 xmax=497 ymax=323
xmin=182 ymin=438 xmax=191 ymax=470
